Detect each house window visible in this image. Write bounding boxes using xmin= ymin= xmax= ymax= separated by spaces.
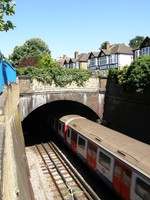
xmin=98 ymin=151 xmax=111 ymax=170
xmin=90 ymin=58 xmax=96 ymax=66
xmin=100 ymin=65 xmax=108 ymax=70
xmin=135 ymin=178 xmax=150 ymax=200
xmin=110 ymin=54 xmax=116 ymax=64
xmin=100 ymin=56 xmax=107 ymax=65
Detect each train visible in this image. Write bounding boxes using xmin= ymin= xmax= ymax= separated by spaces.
xmin=50 ymin=114 xmax=150 ymax=200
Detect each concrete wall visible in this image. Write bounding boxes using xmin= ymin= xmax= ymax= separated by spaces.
xmin=1 ymin=83 xmax=34 ymax=200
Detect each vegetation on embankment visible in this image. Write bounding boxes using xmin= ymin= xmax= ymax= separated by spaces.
xmin=16 ymin=54 xmax=92 ymax=87
xmin=108 ymin=55 xmax=150 ymax=93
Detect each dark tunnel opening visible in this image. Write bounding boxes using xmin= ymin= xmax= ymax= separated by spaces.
xmin=22 ymin=100 xmax=100 ymax=146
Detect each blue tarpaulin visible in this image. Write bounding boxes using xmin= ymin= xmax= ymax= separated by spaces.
xmin=0 ymin=52 xmax=16 ymax=93
xmin=3 ymin=61 xmax=16 ymax=85
xmin=0 ymin=55 xmax=3 ymax=93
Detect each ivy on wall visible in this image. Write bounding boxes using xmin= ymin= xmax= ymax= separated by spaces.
xmin=17 ymin=65 xmax=91 ymax=87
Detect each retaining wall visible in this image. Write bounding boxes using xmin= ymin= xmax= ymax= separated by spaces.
xmin=103 ymin=79 xmax=150 ymax=144
xmin=0 ymin=83 xmax=34 ymax=200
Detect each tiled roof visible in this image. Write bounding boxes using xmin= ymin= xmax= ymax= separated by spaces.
xmin=101 ymin=49 xmax=110 ymax=55
xmin=140 ymin=36 xmax=150 ymax=49
xmin=99 ymin=43 xmax=133 ymax=56
xmin=69 ymin=58 xmax=77 ymax=63
xmin=88 ymin=52 xmax=99 ymax=58
xmin=110 ymin=44 xmax=133 ymax=54
xmin=70 ymin=53 xmax=88 ymax=63
xmin=78 ymin=53 xmax=89 ymax=62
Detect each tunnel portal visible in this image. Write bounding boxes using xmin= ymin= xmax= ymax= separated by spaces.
xmin=22 ymin=100 xmax=100 ymax=146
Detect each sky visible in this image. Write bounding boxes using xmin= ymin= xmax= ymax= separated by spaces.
xmin=0 ymin=0 xmax=149 ymax=59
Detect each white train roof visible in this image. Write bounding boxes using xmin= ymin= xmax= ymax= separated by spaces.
xmin=59 ymin=115 xmax=150 ymax=178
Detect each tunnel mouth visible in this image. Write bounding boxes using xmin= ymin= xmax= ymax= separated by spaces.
xmin=22 ymin=100 xmax=100 ymax=146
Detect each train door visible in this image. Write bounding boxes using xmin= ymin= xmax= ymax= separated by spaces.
xmin=113 ymin=160 xmax=132 ymax=200
xmin=71 ymin=130 xmax=77 ymax=152
xmin=87 ymin=141 xmax=97 ymax=170
xmin=58 ymin=122 xmax=63 ymax=138
xmin=66 ymin=128 xmax=71 ymax=147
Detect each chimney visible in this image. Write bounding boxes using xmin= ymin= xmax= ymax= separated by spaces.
xmin=74 ymin=51 xmax=78 ymax=58
xmin=105 ymin=41 xmax=110 ymax=50
xmin=63 ymin=55 xmax=67 ymax=58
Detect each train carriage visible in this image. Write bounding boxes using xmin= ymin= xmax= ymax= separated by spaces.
xmin=54 ymin=114 xmax=150 ymax=200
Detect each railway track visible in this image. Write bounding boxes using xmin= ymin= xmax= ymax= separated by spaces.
xmin=35 ymin=142 xmax=101 ymax=200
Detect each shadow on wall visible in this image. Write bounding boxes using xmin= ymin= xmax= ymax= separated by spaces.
xmin=102 ymin=78 xmax=150 ymax=144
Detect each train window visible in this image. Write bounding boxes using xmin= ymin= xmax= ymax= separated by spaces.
xmin=135 ymin=178 xmax=150 ymax=200
xmin=88 ymin=143 xmax=92 ymax=155
xmin=123 ymin=169 xmax=131 ymax=186
xmin=78 ymin=136 xmax=85 ymax=150
xmin=114 ymin=163 xmax=121 ymax=178
xmin=67 ymin=129 xmax=71 ymax=138
xmin=88 ymin=142 xmax=97 ymax=157
xmin=99 ymin=151 xmax=111 ymax=170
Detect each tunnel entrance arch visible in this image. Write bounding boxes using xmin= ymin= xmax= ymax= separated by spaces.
xmin=22 ymin=100 xmax=100 ymax=146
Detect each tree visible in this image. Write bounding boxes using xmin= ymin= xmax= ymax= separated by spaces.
xmin=126 ymin=55 xmax=150 ymax=92
xmin=129 ymin=36 xmax=144 ymax=49
xmin=109 ymin=55 xmax=150 ymax=93
xmin=9 ymin=38 xmax=51 ymax=67
xmin=0 ymin=0 xmax=16 ymax=31
xmin=99 ymin=42 xmax=106 ymax=50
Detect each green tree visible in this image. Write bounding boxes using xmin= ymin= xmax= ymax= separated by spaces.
xmin=17 ymin=54 xmax=91 ymax=87
xmin=126 ymin=55 xmax=150 ymax=92
xmin=129 ymin=36 xmax=144 ymax=49
xmin=9 ymin=38 xmax=51 ymax=67
xmin=0 ymin=0 xmax=16 ymax=31
xmin=99 ymin=42 xmax=106 ymax=50
xmin=109 ymin=55 xmax=150 ymax=93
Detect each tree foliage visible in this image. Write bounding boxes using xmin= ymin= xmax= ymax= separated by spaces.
xmin=9 ymin=38 xmax=51 ymax=67
xmin=129 ymin=36 xmax=144 ymax=49
xmin=17 ymin=54 xmax=92 ymax=87
xmin=108 ymin=55 xmax=150 ymax=93
xmin=0 ymin=0 xmax=16 ymax=31
xmin=99 ymin=42 xmax=106 ymax=50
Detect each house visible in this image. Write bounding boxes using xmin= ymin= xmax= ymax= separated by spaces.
xmin=56 ymin=55 xmax=70 ymax=67
xmin=88 ymin=52 xmax=99 ymax=74
xmin=133 ymin=36 xmax=150 ymax=59
xmin=98 ymin=41 xmax=133 ymax=74
xmin=68 ymin=51 xmax=89 ymax=69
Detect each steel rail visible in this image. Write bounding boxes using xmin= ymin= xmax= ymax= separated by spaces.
xmin=49 ymin=141 xmax=101 ymax=200
xmin=41 ymin=142 xmax=78 ymax=200
xmin=35 ymin=144 xmax=65 ymax=200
